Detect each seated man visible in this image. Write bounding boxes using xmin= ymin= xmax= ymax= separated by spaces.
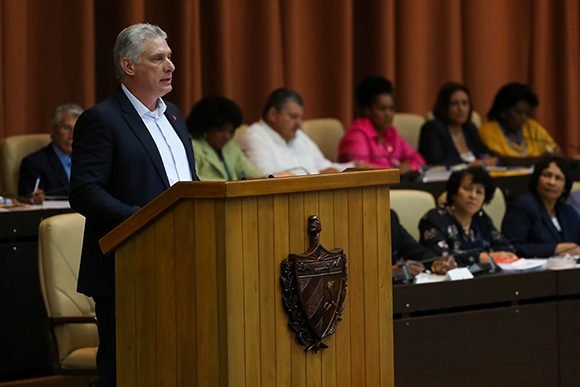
xmin=391 ymin=210 xmax=456 ymax=280
xmin=18 ymin=103 xmax=83 ymax=202
xmin=236 ymin=87 xmax=364 ymax=176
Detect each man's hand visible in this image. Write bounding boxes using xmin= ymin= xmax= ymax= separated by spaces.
xmin=28 ymin=189 xmax=45 ymax=205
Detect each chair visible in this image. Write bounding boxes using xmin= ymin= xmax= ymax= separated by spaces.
xmin=437 ymin=187 xmax=506 ymax=229
xmin=471 ymin=111 xmax=482 ymax=128
xmin=301 ymin=118 xmax=345 ymax=162
xmin=390 ymin=189 xmax=436 ymax=240
xmin=393 ymin=113 xmax=426 ymax=150
xmin=38 ymin=213 xmax=98 ymax=374
xmin=483 ymin=188 xmax=506 ymax=229
xmin=0 ymin=134 xmax=51 ymax=194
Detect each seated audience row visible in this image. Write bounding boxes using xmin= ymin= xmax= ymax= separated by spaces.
xmin=419 ymin=82 xmax=559 ymax=168
xmin=392 ymin=157 xmax=580 ymax=281
xmin=186 ymin=78 xmax=559 ymax=182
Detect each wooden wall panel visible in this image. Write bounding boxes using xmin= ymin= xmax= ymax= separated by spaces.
xmin=153 ymin=212 xmax=177 ymax=386
xmin=193 ymin=199 xmax=220 ymax=386
xmin=288 ymin=193 xmax=307 ymax=387
xmin=241 ymin=197 xmax=261 ymax=387
xmin=116 ymin=238 xmax=137 ymax=387
xmin=173 ymin=201 xmax=198 ymax=387
xmin=346 ymin=188 xmax=365 ymax=387
xmin=273 ymin=194 xmax=292 ymax=387
xmin=224 ymin=199 xmax=246 ymax=386
xmin=319 ymin=190 xmax=338 ymax=387
xmin=332 ymin=189 xmax=352 ymax=387
xmin=257 ymin=195 xmax=277 ymax=386
xmin=134 ymin=225 xmax=157 ymax=387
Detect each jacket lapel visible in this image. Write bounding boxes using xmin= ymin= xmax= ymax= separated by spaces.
xmin=115 ymin=89 xmax=170 ymax=188
xmin=45 ymin=146 xmax=70 ymax=189
xmin=537 ymin=198 xmax=563 ymax=242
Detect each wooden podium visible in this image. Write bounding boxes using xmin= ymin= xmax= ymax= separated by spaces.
xmin=100 ymin=170 xmax=398 ymax=387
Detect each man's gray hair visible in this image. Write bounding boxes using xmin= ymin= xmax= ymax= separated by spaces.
xmin=52 ymin=103 xmax=83 ymax=127
xmin=113 ymin=23 xmax=168 ymax=81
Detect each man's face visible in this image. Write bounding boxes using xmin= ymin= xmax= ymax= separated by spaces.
xmin=51 ymin=113 xmax=77 ymax=155
xmin=130 ymin=36 xmax=175 ymax=103
xmin=267 ymin=101 xmax=304 ymax=142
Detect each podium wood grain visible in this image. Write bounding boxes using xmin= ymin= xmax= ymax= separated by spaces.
xmin=105 ymin=170 xmax=398 ymax=387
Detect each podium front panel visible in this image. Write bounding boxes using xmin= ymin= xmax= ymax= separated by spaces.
xmin=115 ymin=178 xmax=395 ymax=387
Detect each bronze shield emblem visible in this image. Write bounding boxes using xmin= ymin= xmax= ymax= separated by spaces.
xmin=280 ymin=215 xmax=348 ymax=352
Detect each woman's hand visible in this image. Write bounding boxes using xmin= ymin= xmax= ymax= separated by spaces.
xmin=353 ymin=160 xmax=373 ymax=169
xmin=393 ymin=260 xmax=425 ymax=276
xmin=397 ymin=162 xmax=413 ymax=174
xmin=28 ymin=189 xmax=45 ymax=205
xmin=431 ymin=256 xmax=457 ymax=275
xmin=555 ymin=242 xmax=580 ymax=256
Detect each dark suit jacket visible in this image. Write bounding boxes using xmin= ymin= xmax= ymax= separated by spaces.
xmin=70 ymin=88 xmax=198 ymax=298
xmin=418 ymin=119 xmax=491 ymax=166
xmin=501 ymin=193 xmax=580 ymax=258
xmin=391 ymin=210 xmax=436 ymax=264
xmin=18 ymin=145 xmax=69 ymax=196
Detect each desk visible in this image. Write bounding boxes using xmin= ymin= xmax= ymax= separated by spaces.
xmin=394 ymin=269 xmax=580 ymax=387
xmin=0 ymin=205 xmax=72 ymax=382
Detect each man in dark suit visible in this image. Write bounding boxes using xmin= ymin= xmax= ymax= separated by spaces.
xmin=18 ymin=103 xmax=83 ymax=201
xmin=70 ymin=23 xmax=198 ymax=387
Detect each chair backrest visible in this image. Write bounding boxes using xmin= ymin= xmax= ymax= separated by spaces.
xmin=301 ymin=118 xmax=345 ymax=162
xmin=482 ymin=187 xmax=506 ymax=229
xmin=0 ymin=134 xmax=51 ymax=194
xmin=390 ymin=189 xmax=436 ymax=240
xmin=393 ymin=113 xmax=426 ymax=150
xmin=471 ymin=111 xmax=482 ymax=128
xmin=38 ymin=213 xmax=98 ymax=372
xmin=437 ymin=187 xmax=506 ymax=229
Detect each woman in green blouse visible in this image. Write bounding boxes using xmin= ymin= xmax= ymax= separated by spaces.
xmin=186 ymin=96 xmax=262 ymax=181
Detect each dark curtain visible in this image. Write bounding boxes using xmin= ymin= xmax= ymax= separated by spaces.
xmin=0 ymin=0 xmax=578 ymax=154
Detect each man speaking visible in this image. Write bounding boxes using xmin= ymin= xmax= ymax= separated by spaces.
xmin=70 ymin=23 xmax=197 ymax=386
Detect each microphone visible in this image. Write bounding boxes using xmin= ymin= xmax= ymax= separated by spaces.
xmin=392 ymin=259 xmax=414 ymax=284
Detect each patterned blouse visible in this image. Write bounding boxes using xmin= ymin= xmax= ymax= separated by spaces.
xmin=419 ymin=206 xmax=514 ymax=266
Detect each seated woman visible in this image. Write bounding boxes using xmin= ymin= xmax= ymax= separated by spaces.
xmin=418 ymin=82 xmax=496 ymax=167
xmin=391 ymin=210 xmax=457 ymax=277
xmin=338 ymin=76 xmax=425 ymax=174
xmin=502 ymin=156 xmax=580 ymax=257
xmin=186 ymin=96 xmax=262 ymax=181
xmin=419 ymin=167 xmax=516 ymax=266
xmin=479 ymin=82 xmax=559 ymax=165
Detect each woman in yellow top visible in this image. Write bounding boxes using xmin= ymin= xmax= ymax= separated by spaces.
xmin=479 ymin=82 xmax=559 ymax=165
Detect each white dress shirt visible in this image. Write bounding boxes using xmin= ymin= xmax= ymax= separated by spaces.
xmin=236 ymin=120 xmax=354 ymax=176
xmin=122 ymin=84 xmax=192 ymax=185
